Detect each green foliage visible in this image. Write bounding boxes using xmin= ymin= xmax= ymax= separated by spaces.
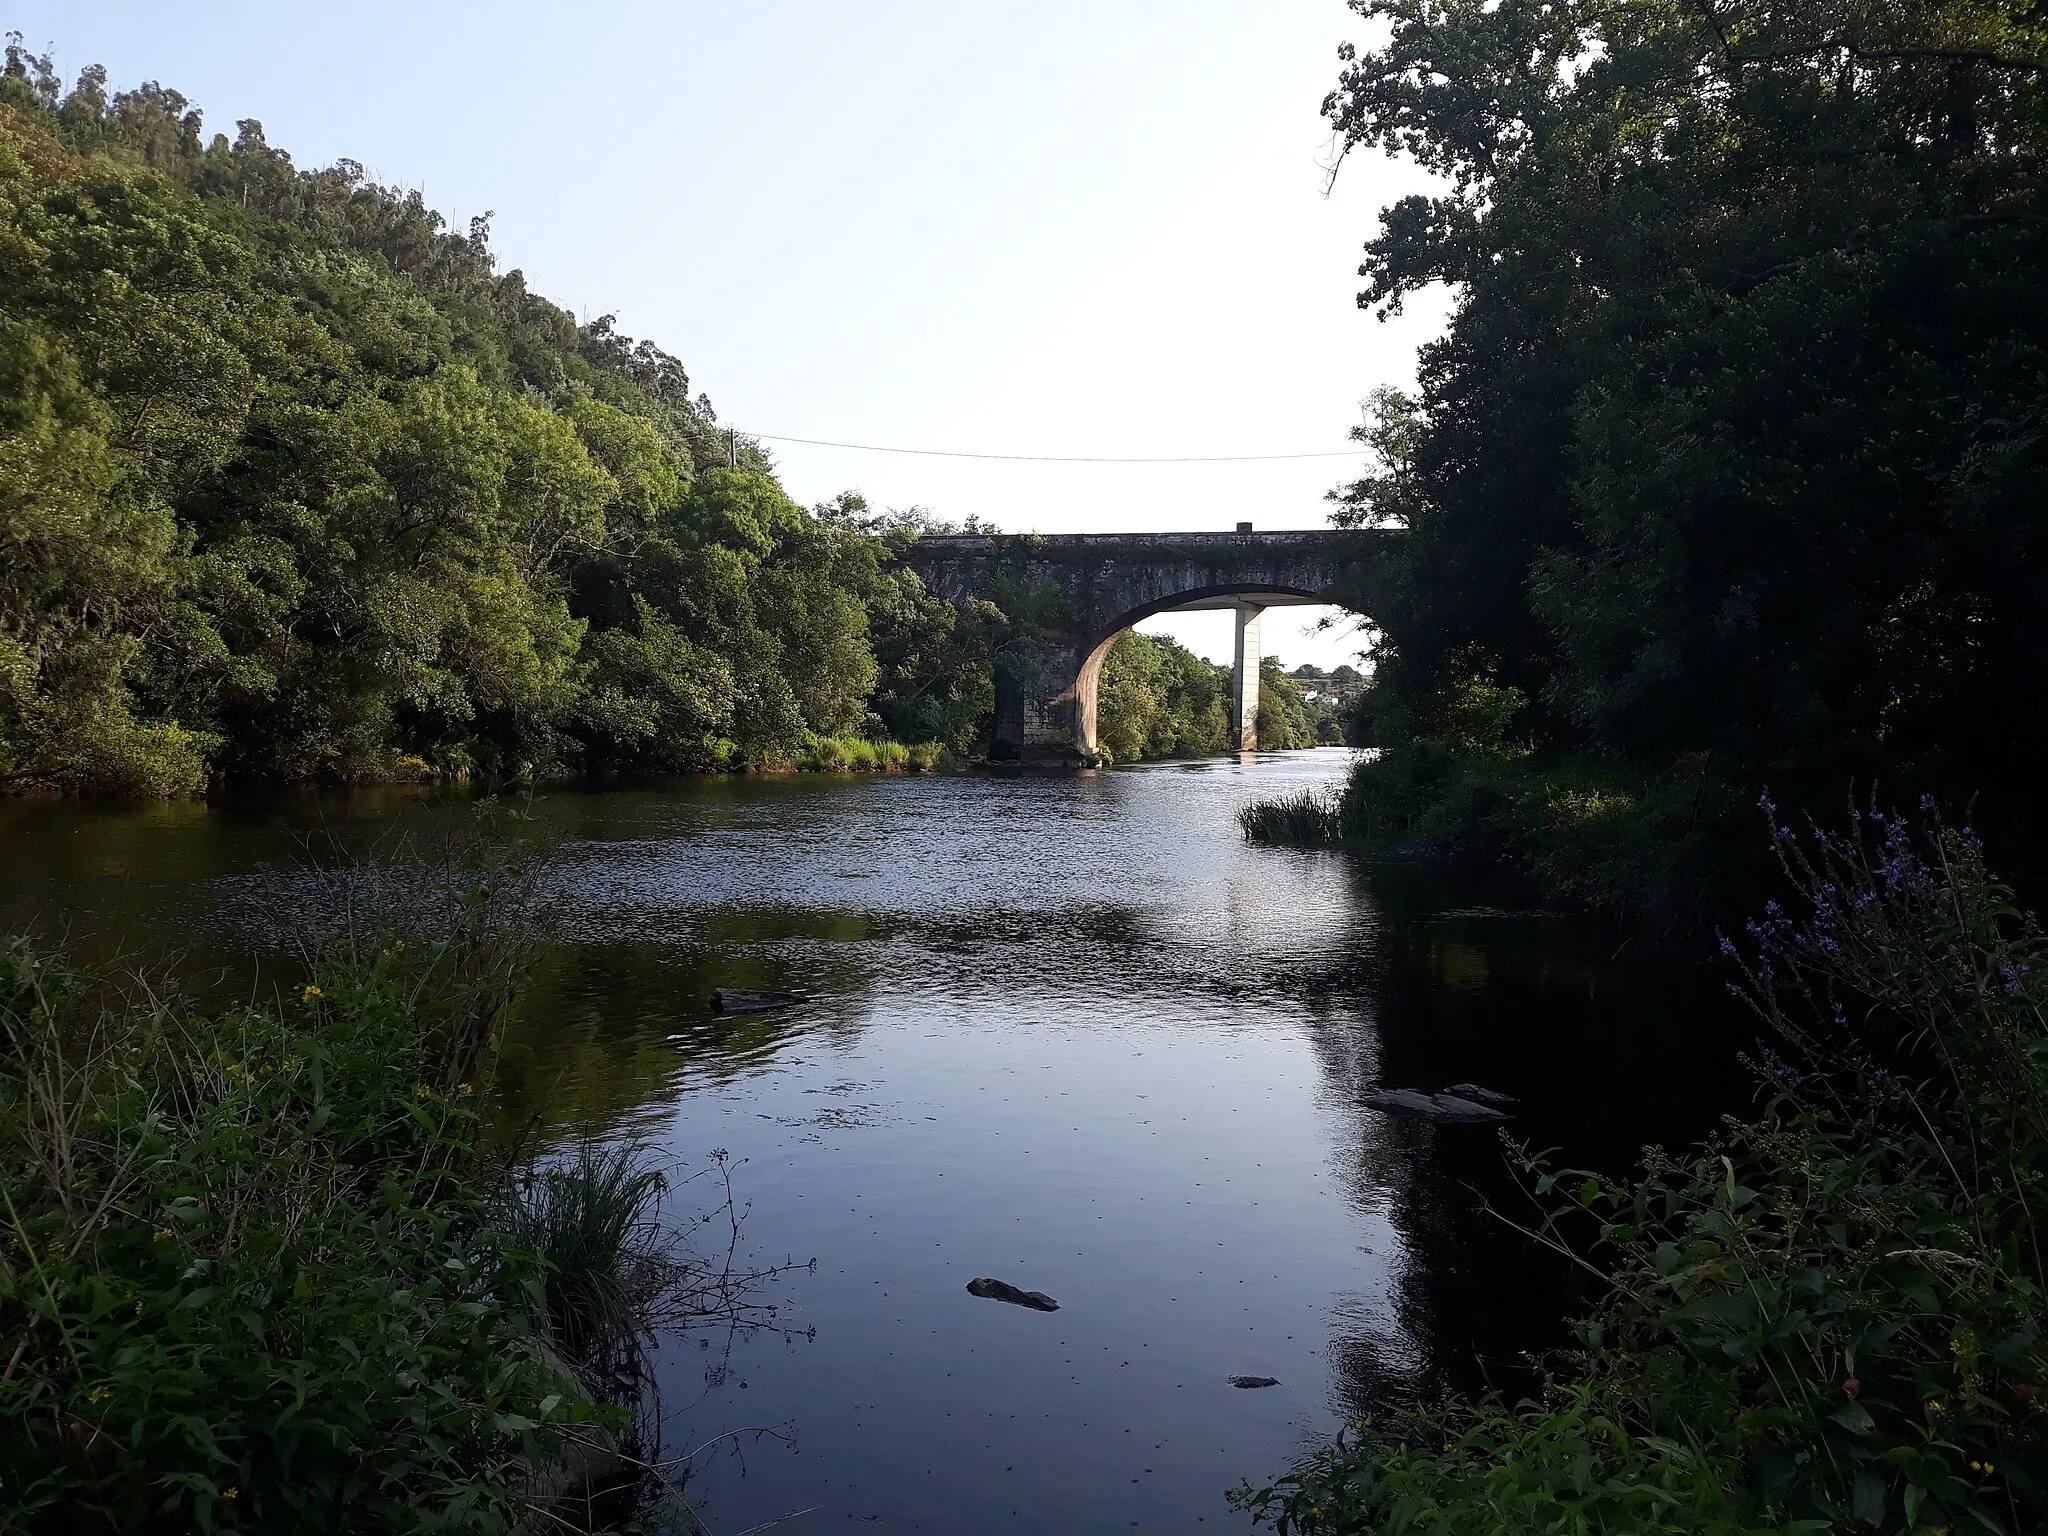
xmin=0 ymin=52 xmax=973 ymax=794
xmin=1319 ymin=0 xmax=2048 ymax=822
xmin=1095 ymin=631 xmax=1232 ymax=762
xmin=1233 ymin=808 xmax=2048 ymax=1533
xmin=1247 ymin=742 xmax=1734 ymax=931
xmin=1255 ymin=655 xmax=1321 ymax=751
xmin=499 ymin=1142 xmax=669 ymax=1362
xmin=0 ymin=920 xmax=607 ymax=1532
xmin=1093 ymin=634 xmax=1327 ymax=762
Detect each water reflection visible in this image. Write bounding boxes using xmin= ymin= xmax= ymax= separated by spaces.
xmin=0 ymin=753 xmax=1745 ymax=1532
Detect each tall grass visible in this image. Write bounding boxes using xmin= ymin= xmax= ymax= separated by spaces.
xmin=503 ymin=1143 xmax=672 ymax=1361
xmin=0 ymin=861 xmax=600 ymax=1531
xmin=794 ymin=733 xmax=945 ymax=773
xmin=1238 ymin=787 xmax=1348 ymax=845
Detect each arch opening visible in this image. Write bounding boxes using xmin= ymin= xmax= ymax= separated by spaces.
xmin=1063 ymin=582 xmax=1326 ymax=760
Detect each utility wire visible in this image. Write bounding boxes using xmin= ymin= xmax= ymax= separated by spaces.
xmin=741 ymin=431 xmax=1364 ymax=464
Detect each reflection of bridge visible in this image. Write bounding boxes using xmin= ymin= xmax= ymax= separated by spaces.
xmin=898 ymin=527 xmax=1387 ymax=763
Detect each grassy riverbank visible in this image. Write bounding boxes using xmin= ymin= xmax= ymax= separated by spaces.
xmin=0 ymin=833 xmax=711 ymax=1532
xmin=1234 ymin=804 xmax=2048 ymax=1533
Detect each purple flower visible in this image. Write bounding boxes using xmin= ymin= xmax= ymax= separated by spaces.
xmin=2001 ymin=962 xmax=2029 ymax=996
xmin=1719 ymin=937 xmax=1738 ymax=958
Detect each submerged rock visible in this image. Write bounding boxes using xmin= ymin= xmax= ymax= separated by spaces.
xmin=1440 ymin=1082 xmax=1519 ymax=1108
xmin=712 ymin=987 xmax=810 ymax=1015
xmin=1362 ymin=1088 xmax=1508 ymax=1123
xmin=1228 ymin=1375 xmax=1281 ymax=1389
xmin=966 ymin=1277 xmax=1060 ymax=1311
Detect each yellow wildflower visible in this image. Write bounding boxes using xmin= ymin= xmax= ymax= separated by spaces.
xmin=456 ymin=1082 xmax=473 ymax=1096
xmin=153 ymin=1226 xmax=174 ymax=1241
xmin=302 ymin=984 xmax=323 ymax=1003
xmin=88 ymin=1386 xmax=111 ymax=1405
xmin=414 ymin=1083 xmax=432 ymax=1100
xmin=222 ymin=1487 xmax=238 ymax=1502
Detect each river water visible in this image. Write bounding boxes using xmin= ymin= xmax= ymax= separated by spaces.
xmin=0 ymin=749 xmax=1745 ymax=1533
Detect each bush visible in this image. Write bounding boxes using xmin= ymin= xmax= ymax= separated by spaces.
xmin=1232 ymin=803 xmax=2048 ymax=1534
xmin=1240 ymin=744 xmax=1739 ymax=932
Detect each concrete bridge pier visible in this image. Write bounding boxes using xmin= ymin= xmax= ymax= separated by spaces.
xmin=1230 ymin=601 xmax=1264 ymax=752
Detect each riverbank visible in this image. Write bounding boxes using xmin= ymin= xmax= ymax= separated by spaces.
xmin=1241 ymin=746 xmax=1760 ymax=936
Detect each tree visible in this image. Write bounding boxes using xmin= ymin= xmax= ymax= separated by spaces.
xmin=1322 ymin=0 xmax=2048 ymax=799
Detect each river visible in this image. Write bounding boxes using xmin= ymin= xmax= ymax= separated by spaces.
xmin=0 ymin=749 xmax=1745 ymax=1532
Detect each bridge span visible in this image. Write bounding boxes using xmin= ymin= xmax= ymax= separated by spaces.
xmin=897 ymin=526 xmax=1388 ymax=763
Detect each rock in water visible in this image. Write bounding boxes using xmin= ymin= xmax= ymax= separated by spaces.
xmin=1228 ymin=1375 xmax=1281 ymax=1389
xmin=1441 ymin=1082 xmax=1518 ymax=1108
xmin=712 ymin=987 xmax=810 ymax=1015
xmin=966 ymin=1277 xmax=1060 ymax=1311
xmin=1361 ymin=1088 xmax=1508 ymax=1123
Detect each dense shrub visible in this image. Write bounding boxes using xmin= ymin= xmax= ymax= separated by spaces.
xmin=0 ymin=863 xmax=607 ymax=1531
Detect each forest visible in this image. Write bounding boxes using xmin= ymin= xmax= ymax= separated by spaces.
xmin=0 ymin=42 xmax=1297 ymax=798
xmin=1292 ymin=0 xmax=2048 ymax=925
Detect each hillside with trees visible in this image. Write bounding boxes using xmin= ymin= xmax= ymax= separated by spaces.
xmin=0 ymin=41 xmax=986 ymax=795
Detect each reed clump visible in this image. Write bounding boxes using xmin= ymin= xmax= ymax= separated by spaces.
xmin=1237 ymin=787 xmax=1349 ymax=845
xmin=794 ymin=734 xmax=946 ymax=773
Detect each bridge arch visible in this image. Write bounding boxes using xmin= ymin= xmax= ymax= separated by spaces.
xmin=895 ymin=529 xmax=1387 ymax=765
xmin=1067 ymin=583 xmax=1325 ymax=760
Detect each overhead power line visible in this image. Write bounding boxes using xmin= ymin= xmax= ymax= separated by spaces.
xmin=741 ymin=431 xmax=1364 ymax=464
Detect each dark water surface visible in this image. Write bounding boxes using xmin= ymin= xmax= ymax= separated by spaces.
xmin=0 ymin=751 xmax=1748 ymax=1533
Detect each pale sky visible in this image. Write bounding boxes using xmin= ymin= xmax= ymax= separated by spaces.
xmin=10 ymin=2 xmax=1447 ymax=668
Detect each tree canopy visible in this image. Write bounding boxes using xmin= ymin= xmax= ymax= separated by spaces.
xmin=1326 ymin=0 xmax=2048 ymax=800
xmin=0 ymin=41 xmax=960 ymax=793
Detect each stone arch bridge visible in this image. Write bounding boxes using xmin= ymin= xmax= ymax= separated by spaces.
xmin=896 ymin=527 xmax=1390 ymax=764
